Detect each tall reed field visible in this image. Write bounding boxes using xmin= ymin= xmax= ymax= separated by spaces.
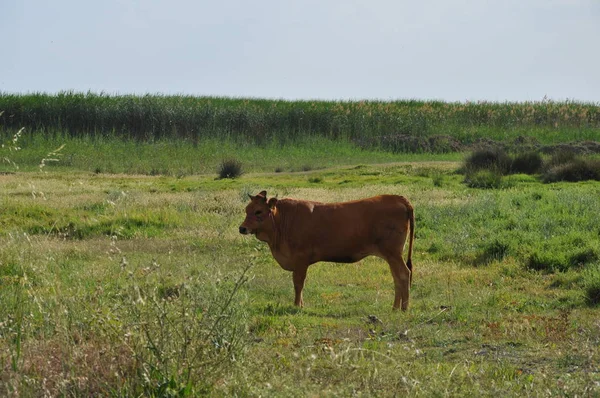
xmin=1 ymin=92 xmax=599 ymax=147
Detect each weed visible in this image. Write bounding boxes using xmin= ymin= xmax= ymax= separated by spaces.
xmin=106 ymin=262 xmax=252 ymax=395
xmin=39 ymin=144 xmax=65 ymax=172
xmin=1 ymin=126 xmax=24 ymax=171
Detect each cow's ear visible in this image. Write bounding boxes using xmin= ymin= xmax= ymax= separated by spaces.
xmin=267 ymin=197 xmax=278 ymax=209
xmin=258 ymin=190 xmax=267 ymax=198
xmin=248 ymin=194 xmax=253 ymax=200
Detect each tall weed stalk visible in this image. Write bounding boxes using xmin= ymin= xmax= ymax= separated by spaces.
xmin=113 ymin=262 xmax=253 ymax=396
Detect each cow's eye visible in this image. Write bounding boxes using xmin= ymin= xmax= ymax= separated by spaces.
xmin=255 ymin=210 xmax=262 ymax=216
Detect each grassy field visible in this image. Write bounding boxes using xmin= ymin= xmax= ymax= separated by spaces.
xmin=1 ymin=94 xmax=599 ymax=395
xmin=1 ymin=159 xmax=599 ymax=396
xmin=0 ymin=134 xmax=462 ymax=175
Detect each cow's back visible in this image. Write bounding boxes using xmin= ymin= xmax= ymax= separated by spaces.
xmin=274 ymin=195 xmax=412 ymax=264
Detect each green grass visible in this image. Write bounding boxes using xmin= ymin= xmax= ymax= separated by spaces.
xmin=0 ymin=134 xmax=461 ymax=175
xmin=1 ymin=160 xmax=600 ymax=396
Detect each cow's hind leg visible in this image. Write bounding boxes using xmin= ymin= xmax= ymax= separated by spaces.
xmin=385 ymin=255 xmax=411 ymax=311
xmin=292 ymin=266 xmax=307 ymax=307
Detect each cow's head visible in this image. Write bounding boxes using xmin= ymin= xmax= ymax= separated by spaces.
xmin=239 ymin=190 xmax=277 ymax=235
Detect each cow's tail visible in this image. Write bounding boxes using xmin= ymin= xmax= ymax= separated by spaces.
xmin=406 ymin=205 xmax=415 ymax=286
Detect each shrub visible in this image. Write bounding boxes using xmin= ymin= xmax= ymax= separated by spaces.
xmin=217 ymin=159 xmax=243 ymax=179
xmin=546 ymin=150 xmax=577 ymax=168
xmin=542 ymin=158 xmax=600 ymax=183
xmin=464 ymin=148 xmax=512 ymax=175
xmin=464 ymin=169 xmax=505 ymax=189
xmin=511 ymin=151 xmax=543 ymax=174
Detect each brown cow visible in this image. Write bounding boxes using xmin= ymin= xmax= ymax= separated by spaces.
xmin=239 ymin=191 xmax=415 ymax=310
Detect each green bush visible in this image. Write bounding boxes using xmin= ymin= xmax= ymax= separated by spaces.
xmin=546 ymin=150 xmax=577 ymax=168
xmin=464 ymin=148 xmax=512 ymax=175
xmin=217 ymin=159 xmax=243 ymax=179
xmin=511 ymin=151 xmax=543 ymax=174
xmin=462 ymin=147 xmax=600 ymax=184
xmin=464 ymin=169 xmax=505 ymax=189
xmin=542 ymin=158 xmax=600 ymax=183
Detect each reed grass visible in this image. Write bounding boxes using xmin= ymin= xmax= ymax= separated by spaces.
xmin=1 ymin=92 xmax=599 ymax=145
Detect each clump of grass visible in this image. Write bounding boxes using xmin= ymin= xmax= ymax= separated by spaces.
xmin=511 ymin=151 xmax=543 ymax=174
xmin=462 ymin=148 xmax=515 ymax=188
xmin=526 ymin=252 xmax=567 ymax=273
xmin=217 ymin=159 xmax=243 ymax=179
xmin=432 ymin=172 xmax=444 ymax=187
xmin=464 ymin=169 xmax=505 ymax=189
xmin=464 ymin=148 xmax=512 ymax=175
xmin=546 ymin=150 xmax=577 ymax=168
xmin=476 ymin=240 xmax=510 ymax=265
xmin=308 ymin=176 xmax=323 ymax=184
xmin=463 ymin=147 xmax=600 ymax=186
xmin=526 ymin=247 xmax=598 ymax=273
xmin=583 ymin=265 xmax=600 ymax=306
xmin=569 ymin=247 xmax=599 ymax=268
xmin=542 ymin=157 xmax=600 ymax=183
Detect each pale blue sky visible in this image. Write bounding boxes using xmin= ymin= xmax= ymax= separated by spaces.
xmin=2 ymin=0 xmax=599 ymax=102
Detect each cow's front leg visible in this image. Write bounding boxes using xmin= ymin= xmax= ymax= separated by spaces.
xmin=292 ymin=267 xmax=308 ymax=307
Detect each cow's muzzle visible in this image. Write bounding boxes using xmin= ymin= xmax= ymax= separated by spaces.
xmin=239 ymin=226 xmax=249 ymax=235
